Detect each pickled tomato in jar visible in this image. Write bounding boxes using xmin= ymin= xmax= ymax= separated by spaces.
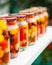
xmin=0 ymin=19 xmax=9 ymax=65
xmin=17 ymin=14 xmax=28 ymax=51
xmin=6 ymin=17 xmax=19 ymax=58
xmin=37 ymin=7 xmax=48 ymax=36
xmin=26 ymin=13 xmax=37 ymax=45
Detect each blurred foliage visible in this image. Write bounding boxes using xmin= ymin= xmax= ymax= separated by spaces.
xmin=32 ymin=48 xmax=52 ymax=65
xmin=42 ymin=49 xmax=52 ymax=62
xmin=9 ymin=0 xmax=52 ymax=19
xmin=0 ymin=0 xmax=52 ymax=18
xmin=0 ymin=0 xmax=10 ymax=8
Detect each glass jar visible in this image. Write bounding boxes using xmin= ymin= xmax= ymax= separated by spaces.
xmin=26 ymin=13 xmax=37 ymax=46
xmin=6 ymin=17 xmax=19 ymax=59
xmin=42 ymin=8 xmax=48 ymax=27
xmin=37 ymin=8 xmax=46 ymax=36
xmin=37 ymin=11 xmax=43 ymax=36
xmin=17 ymin=14 xmax=28 ymax=51
xmin=0 ymin=19 xmax=9 ymax=65
xmin=37 ymin=7 xmax=48 ymax=36
xmin=34 ymin=12 xmax=39 ymax=38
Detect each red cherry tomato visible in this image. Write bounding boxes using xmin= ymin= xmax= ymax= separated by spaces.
xmin=13 ymin=34 xmax=18 ymax=44
xmin=3 ymin=31 xmax=9 ymax=40
xmin=19 ymin=26 xmax=24 ymax=30
xmin=3 ymin=53 xmax=9 ymax=63
xmin=32 ymin=37 xmax=35 ymax=42
xmin=0 ymin=59 xmax=2 ymax=64
xmin=23 ymin=34 xmax=27 ymax=39
xmin=10 ymin=44 xmax=15 ymax=51
xmin=22 ymin=43 xmax=27 ymax=47
xmin=0 ymin=40 xmax=8 ymax=50
xmin=20 ymin=33 xmax=24 ymax=41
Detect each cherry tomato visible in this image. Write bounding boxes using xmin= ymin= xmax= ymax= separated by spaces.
xmin=10 ymin=44 xmax=15 ymax=51
xmin=1 ymin=40 xmax=8 ymax=50
xmin=23 ymin=34 xmax=27 ymax=39
xmin=0 ymin=59 xmax=2 ymax=64
xmin=19 ymin=26 xmax=24 ymax=30
xmin=20 ymin=33 xmax=24 ymax=41
xmin=3 ymin=31 xmax=9 ymax=40
xmin=32 ymin=36 xmax=35 ymax=42
xmin=3 ymin=53 xmax=9 ymax=63
xmin=22 ymin=43 xmax=27 ymax=47
xmin=13 ymin=34 xmax=18 ymax=44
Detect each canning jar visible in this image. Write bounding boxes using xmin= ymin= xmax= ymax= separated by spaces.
xmin=26 ymin=13 xmax=37 ymax=46
xmin=37 ymin=11 xmax=43 ymax=36
xmin=0 ymin=19 xmax=9 ymax=65
xmin=34 ymin=12 xmax=39 ymax=38
xmin=17 ymin=14 xmax=28 ymax=51
xmin=6 ymin=17 xmax=19 ymax=58
xmin=37 ymin=9 xmax=45 ymax=36
xmin=37 ymin=8 xmax=48 ymax=36
xmin=42 ymin=8 xmax=48 ymax=27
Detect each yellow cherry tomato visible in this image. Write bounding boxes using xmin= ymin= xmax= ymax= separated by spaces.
xmin=25 ymin=24 xmax=28 ymax=29
xmin=0 ymin=49 xmax=4 ymax=58
xmin=31 ymin=26 xmax=35 ymax=31
xmin=0 ymin=19 xmax=7 ymax=30
xmin=28 ymin=32 xmax=31 ymax=37
xmin=0 ymin=28 xmax=2 ymax=34
xmin=23 ymin=40 xmax=26 ymax=43
xmin=40 ymin=17 xmax=45 ymax=23
xmin=1 ymin=24 xmax=7 ymax=30
xmin=0 ymin=35 xmax=4 ymax=43
xmin=10 ymin=29 xmax=18 ymax=35
xmin=23 ymin=28 xmax=27 ymax=33
xmin=0 ymin=19 xmax=6 ymax=25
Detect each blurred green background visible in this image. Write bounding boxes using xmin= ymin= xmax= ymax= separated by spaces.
xmin=0 ymin=0 xmax=52 ymax=19
xmin=10 ymin=0 xmax=52 ymax=19
xmin=32 ymin=43 xmax=52 ymax=65
xmin=0 ymin=0 xmax=52 ymax=65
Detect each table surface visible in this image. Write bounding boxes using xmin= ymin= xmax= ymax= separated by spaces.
xmin=9 ymin=26 xmax=52 ymax=65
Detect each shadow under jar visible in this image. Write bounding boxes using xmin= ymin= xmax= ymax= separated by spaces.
xmin=17 ymin=14 xmax=28 ymax=51
xmin=6 ymin=17 xmax=19 ymax=59
xmin=0 ymin=19 xmax=9 ymax=65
